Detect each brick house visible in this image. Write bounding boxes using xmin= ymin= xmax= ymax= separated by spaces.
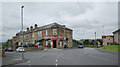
xmin=9 ymin=23 xmax=73 ymax=49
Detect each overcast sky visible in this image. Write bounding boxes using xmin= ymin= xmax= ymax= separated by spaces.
xmin=1 ymin=2 xmax=118 ymax=42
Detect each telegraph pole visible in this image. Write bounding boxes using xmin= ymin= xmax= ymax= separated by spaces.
xmin=21 ymin=6 xmax=24 ymax=60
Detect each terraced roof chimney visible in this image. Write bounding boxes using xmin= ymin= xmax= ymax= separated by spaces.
xmin=35 ymin=24 xmax=38 ymax=29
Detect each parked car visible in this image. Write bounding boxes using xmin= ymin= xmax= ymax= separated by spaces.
xmin=16 ymin=47 xmax=25 ymax=52
xmin=8 ymin=47 xmax=14 ymax=52
xmin=78 ymin=45 xmax=84 ymax=48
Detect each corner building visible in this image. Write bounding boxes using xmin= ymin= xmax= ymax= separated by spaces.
xmin=15 ymin=23 xmax=73 ymax=48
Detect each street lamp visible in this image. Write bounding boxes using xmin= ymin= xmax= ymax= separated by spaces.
xmin=95 ymin=32 xmax=96 ymax=47
xmin=21 ymin=6 xmax=24 ymax=60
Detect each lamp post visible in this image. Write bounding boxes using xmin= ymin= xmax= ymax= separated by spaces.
xmin=95 ymin=32 xmax=96 ymax=47
xmin=21 ymin=6 xmax=24 ymax=60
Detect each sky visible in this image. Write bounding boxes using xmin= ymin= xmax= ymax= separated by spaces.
xmin=1 ymin=2 xmax=119 ymax=42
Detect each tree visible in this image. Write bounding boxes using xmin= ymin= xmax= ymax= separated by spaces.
xmin=2 ymin=40 xmax=8 ymax=48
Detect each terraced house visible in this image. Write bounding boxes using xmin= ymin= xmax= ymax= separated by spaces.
xmin=9 ymin=23 xmax=73 ymax=49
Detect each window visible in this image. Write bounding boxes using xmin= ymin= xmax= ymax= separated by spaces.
xmin=24 ymin=35 xmax=25 ymax=38
xmin=116 ymin=32 xmax=118 ymax=36
xmin=32 ymin=33 xmax=34 ymax=38
xmin=27 ymin=34 xmax=29 ymax=38
xmin=19 ymin=42 xmax=21 ymax=45
xmin=33 ymin=41 xmax=34 ymax=44
xmin=40 ymin=31 xmax=42 ymax=37
xmin=46 ymin=30 xmax=47 ymax=36
xmin=38 ymin=31 xmax=39 ymax=36
xmin=53 ymin=29 xmax=57 ymax=35
xmin=26 ymin=42 xmax=27 ymax=45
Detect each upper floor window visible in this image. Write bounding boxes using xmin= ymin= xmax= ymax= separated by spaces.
xmin=40 ymin=31 xmax=42 ymax=37
xmin=24 ymin=35 xmax=25 ymax=38
xmin=53 ymin=29 xmax=57 ymax=35
xmin=27 ymin=34 xmax=29 ymax=38
xmin=38 ymin=31 xmax=39 ymax=36
xmin=116 ymin=32 xmax=118 ymax=36
xmin=32 ymin=33 xmax=34 ymax=38
xmin=46 ymin=30 xmax=47 ymax=36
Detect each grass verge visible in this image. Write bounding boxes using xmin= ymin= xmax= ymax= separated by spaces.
xmin=99 ymin=45 xmax=120 ymax=52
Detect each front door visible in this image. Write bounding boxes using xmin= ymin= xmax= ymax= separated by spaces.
xmin=53 ymin=40 xmax=56 ymax=48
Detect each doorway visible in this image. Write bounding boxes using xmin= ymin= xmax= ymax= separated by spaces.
xmin=53 ymin=40 xmax=56 ymax=48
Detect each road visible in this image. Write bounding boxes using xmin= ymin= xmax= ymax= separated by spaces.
xmin=14 ymin=48 xmax=118 ymax=65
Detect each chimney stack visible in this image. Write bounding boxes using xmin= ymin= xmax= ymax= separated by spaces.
xmin=30 ymin=26 xmax=33 ymax=30
xmin=27 ymin=28 xmax=29 ymax=32
xmin=63 ymin=25 xmax=66 ymax=28
xmin=35 ymin=24 xmax=38 ymax=29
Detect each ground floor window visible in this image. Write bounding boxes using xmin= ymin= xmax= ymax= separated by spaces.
xmin=19 ymin=42 xmax=21 ymax=45
xmin=59 ymin=40 xmax=63 ymax=47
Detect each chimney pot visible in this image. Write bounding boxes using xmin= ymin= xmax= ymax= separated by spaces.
xmin=27 ymin=28 xmax=29 ymax=32
xmin=35 ymin=24 xmax=38 ymax=29
xmin=30 ymin=26 xmax=33 ymax=30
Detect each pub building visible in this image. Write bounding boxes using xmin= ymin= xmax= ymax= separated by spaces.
xmin=9 ymin=23 xmax=73 ymax=49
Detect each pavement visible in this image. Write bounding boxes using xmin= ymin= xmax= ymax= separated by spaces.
xmin=2 ymin=52 xmax=29 ymax=66
xmin=2 ymin=48 xmax=119 ymax=67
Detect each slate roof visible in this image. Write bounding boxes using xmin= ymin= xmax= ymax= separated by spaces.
xmin=31 ymin=22 xmax=72 ymax=32
xmin=113 ymin=29 xmax=120 ymax=34
xmin=17 ymin=22 xmax=73 ymax=35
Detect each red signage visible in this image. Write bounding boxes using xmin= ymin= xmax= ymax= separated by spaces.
xmin=59 ymin=36 xmax=64 ymax=39
xmin=34 ymin=45 xmax=39 ymax=48
xmin=44 ymin=36 xmax=50 ymax=39
xmin=52 ymin=36 xmax=57 ymax=39
xmin=102 ymin=36 xmax=106 ymax=39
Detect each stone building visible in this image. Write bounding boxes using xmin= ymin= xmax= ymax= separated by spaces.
xmin=9 ymin=23 xmax=73 ymax=49
xmin=102 ymin=35 xmax=114 ymax=45
xmin=113 ymin=29 xmax=120 ymax=44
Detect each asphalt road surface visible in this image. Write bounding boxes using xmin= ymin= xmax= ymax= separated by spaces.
xmin=15 ymin=48 xmax=118 ymax=65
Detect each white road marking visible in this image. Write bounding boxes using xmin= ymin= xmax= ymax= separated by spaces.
xmin=28 ymin=60 xmax=31 ymax=66
xmin=56 ymin=63 xmax=57 ymax=66
xmin=56 ymin=59 xmax=58 ymax=62
xmin=89 ymin=55 xmax=108 ymax=61
xmin=28 ymin=61 xmax=30 ymax=63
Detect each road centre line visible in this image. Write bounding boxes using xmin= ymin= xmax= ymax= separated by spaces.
xmin=55 ymin=53 xmax=63 ymax=66
xmin=56 ymin=59 xmax=58 ymax=62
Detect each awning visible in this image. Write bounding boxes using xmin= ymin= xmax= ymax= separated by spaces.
xmin=52 ymin=36 xmax=57 ymax=39
xmin=44 ymin=36 xmax=51 ymax=40
xmin=59 ymin=36 xmax=64 ymax=39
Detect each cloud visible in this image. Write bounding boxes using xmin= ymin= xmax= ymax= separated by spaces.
xmin=1 ymin=2 xmax=118 ymax=41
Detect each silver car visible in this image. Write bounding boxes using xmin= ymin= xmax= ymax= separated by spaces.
xmin=16 ymin=47 xmax=25 ymax=52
